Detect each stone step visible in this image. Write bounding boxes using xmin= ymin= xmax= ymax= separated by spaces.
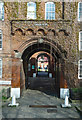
xmin=28 ymin=77 xmax=55 ymax=89
xmin=28 ymin=77 xmax=55 ymax=81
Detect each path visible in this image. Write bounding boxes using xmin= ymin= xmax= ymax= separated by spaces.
xmin=2 ymin=89 xmax=81 ymax=118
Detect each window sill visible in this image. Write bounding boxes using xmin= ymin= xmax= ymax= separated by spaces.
xmin=78 ymin=19 xmax=82 ymax=22
xmin=0 ymin=19 xmax=4 ymax=21
xmin=78 ymin=77 xmax=82 ymax=79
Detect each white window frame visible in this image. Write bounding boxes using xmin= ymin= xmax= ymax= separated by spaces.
xmin=78 ymin=2 xmax=82 ymax=21
xmin=79 ymin=31 xmax=82 ymax=51
xmin=0 ymin=30 xmax=2 ymax=50
xmin=78 ymin=60 xmax=82 ymax=79
xmin=27 ymin=2 xmax=36 ymax=20
xmin=45 ymin=2 xmax=55 ymax=20
xmin=0 ymin=2 xmax=4 ymax=21
xmin=0 ymin=59 xmax=2 ymax=78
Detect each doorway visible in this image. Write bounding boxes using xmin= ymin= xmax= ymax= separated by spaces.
xmin=37 ymin=53 xmax=49 ymax=77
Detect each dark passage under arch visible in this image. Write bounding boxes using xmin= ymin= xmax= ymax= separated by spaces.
xmin=21 ymin=39 xmax=66 ymax=97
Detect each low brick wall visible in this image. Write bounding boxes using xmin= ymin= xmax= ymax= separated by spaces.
xmin=1 ymin=86 xmax=11 ymax=98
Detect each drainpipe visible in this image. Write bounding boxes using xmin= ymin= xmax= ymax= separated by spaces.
xmin=62 ymin=1 xmax=64 ymax=19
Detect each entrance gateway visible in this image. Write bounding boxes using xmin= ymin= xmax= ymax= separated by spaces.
xmin=11 ymin=37 xmax=69 ymax=99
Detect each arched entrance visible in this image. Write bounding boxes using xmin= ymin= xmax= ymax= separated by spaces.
xmin=21 ymin=37 xmax=66 ymax=96
xmin=11 ymin=37 xmax=67 ymax=98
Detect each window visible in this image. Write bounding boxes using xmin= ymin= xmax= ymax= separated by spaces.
xmin=79 ymin=31 xmax=82 ymax=51
xmin=27 ymin=2 xmax=36 ymax=19
xmin=0 ymin=2 xmax=4 ymax=21
xmin=45 ymin=2 xmax=55 ymax=20
xmin=0 ymin=59 xmax=2 ymax=78
xmin=78 ymin=60 xmax=82 ymax=79
xmin=0 ymin=30 xmax=2 ymax=50
xmin=78 ymin=2 xmax=82 ymax=21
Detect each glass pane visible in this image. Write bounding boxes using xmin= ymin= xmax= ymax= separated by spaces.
xmin=46 ymin=12 xmax=48 ymax=19
xmin=80 ymin=13 xmax=82 ymax=19
xmin=27 ymin=2 xmax=36 ymax=19
xmin=79 ymin=12 xmax=82 ymax=18
xmin=2 ymin=15 xmax=4 ymax=20
xmin=80 ymin=41 xmax=82 ymax=49
xmin=80 ymin=3 xmax=82 ymax=8
xmin=0 ymin=41 xmax=2 ymax=44
xmin=31 ymin=14 xmax=34 ymax=19
xmin=46 ymin=2 xmax=55 ymax=20
xmin=0 ymin=2 xmax=3 ymax=7
xmin=48 ymin=7 xmax=51 ymax=11
xmin=0 ymin=10 xmax=1 ymax=19
xmin=51 ymin=7 xmax=55 ymax=11
xmin=50 ymin=3 xmax=52 ymax=8
xmin=0 ymin=60 xmax=2 ymax=77
xmin=52 ymin=12 xmax=55 ymax=18
xmin=0 ymin=2 xmax=4 ymax=20
xmin=46 ymin=6 xmax=48 ymax=11
xmin=30 ymin=6 xmax=35 ymax=11
xmin=52 ymin=4 xmax=55 ymax=8
xmin=0 ymin=71 xmax=1 ymax=75
xmin=79 ymin=7 xmax=82 ymax=12
xmin=80 ymin=70 xmax=82 ymax=77
xmin=47 ymin=12 xmax=49 ymax=19
xmin=79 ymin=3 xmax=82 ymax=19
xmin=81 ymin=33 xmax=82 ymax=40
xmin=0 ymin=44 xmax=2 ymax=48
xmin=48 ymin=3 xmax=50 ymax=8
xmin=80 ymin=61 xmax=82 ymax=65
xmin=0 ymin=34 xmax=1 ymax=39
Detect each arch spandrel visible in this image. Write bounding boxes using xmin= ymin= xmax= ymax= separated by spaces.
xmin=14 ymin=37 xmax=67 ymax=61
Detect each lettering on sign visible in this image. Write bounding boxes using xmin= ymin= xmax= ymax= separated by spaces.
xmin=34 ymin=23 xmax=48 ymax=26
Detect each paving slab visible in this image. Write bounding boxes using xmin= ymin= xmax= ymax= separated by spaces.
xmin=2 ymin=89 xmax=81 ymax=118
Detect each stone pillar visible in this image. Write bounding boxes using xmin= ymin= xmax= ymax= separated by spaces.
xmin=55 ymin=59 xmax=60 ymax=97
xmin=54 ymin=59 xmax=56 ymax=77
xmin=23 ymin=59 xmax=28 ymax=89
xmin=11 ymin=58 xmax=21 ymax=98
xmin=60 ymin=60 xmax=69 ymax=99
xmin=60 ymin=60 xmax=65 ymax=88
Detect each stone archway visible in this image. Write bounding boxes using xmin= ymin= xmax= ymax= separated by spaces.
xmin=11 ymin=37 xmax=67 ymax=98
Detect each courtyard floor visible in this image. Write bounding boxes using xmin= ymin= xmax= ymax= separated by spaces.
xmin=2 ymin=89 xmax=82 ymax=119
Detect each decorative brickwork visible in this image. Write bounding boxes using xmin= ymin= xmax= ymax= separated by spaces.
xmin=0 ymin=1 xmax=81 ymax=96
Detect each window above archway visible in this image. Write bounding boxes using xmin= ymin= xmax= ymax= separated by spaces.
xmin=0 ymin=2 xmax=4 ymax=21
xmin=78 ymin=2 xmax=82 ymax=21
xmin=45 ymin=2 xmax=55 ymax=20
xmin=27 ymin=2 xmax=36 ymax=19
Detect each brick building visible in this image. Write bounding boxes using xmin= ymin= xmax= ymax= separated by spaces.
xmin=0 ymin=0 xmax=82 ymax=98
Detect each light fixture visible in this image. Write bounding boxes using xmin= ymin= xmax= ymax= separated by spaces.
xmin=38 ymin=38 xmax=43 ymax=43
